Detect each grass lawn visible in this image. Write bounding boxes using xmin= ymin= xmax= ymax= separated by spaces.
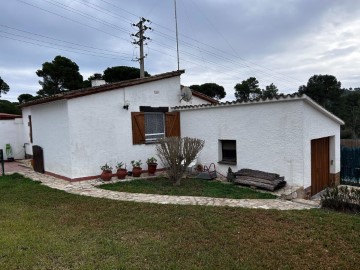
xmin=100 ymin=177 xmax=277 ymax=199
xmin=0 ymin=174 xmax=359 ymax=269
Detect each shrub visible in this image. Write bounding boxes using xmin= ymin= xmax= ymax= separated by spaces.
xmin=100 ymin=163 xmax=113 ymax=172
xmin=156 ymin=137 xmax=205 ymax=185
xmin=321 ymin=186 xmax=360 ymax=213
xmin=131 ymin=160 xmax=142 ymax=168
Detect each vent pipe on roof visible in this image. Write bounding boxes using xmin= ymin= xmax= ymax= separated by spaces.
xmin=91 ymin=79 xmax=106 ymax=87
xmin=91 ymin=74 xmax=106 ymax=87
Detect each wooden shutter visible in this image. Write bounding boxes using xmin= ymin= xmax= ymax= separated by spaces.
xmin=131 ymin=112 xmax=145 ymax=144
xmin=165 ymin=112 xmax=180 ymax=137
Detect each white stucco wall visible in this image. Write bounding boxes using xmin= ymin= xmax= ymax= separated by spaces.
xmin=31 ymin=100 xmax=72 ymax=178
xmin=54 ymin=75 xmax=210 ymax=179
xmin=0 ymin=118 xmax=25 ymax=159
xmin=302 ymin=100 xmax=342 ymax=188
xmin=179 ymin=100 xmax=306 ymax=186
xmin=179 ymin=98 xmax=342 ymax=187
xmin=21 ymin=107 xmax=33 ymax=156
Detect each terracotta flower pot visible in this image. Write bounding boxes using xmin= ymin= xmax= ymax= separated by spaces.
xmin=116 ymin=168 xmax=127 ymax=179
xmin=132 ymin=167 xmax=142 ymax=177
xmin=147 ymin=163 xmax=157 ymax=175
xmin=101 ymin=170 xmax=113 ymax=181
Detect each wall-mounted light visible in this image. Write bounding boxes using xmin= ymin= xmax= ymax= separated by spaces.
xmin=123 ymin=100 xmax=130 ymax=110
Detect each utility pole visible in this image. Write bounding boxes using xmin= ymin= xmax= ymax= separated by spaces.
xmin=132 ymin=17 xmax=151 ymax=78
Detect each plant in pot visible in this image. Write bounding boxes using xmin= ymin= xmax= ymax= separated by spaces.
xmin=116 ymin=162 xmax=127 ymax=179
xmin=100 ymin=163 xmax=113 ymax=181
xmin=147 ymin=156 xmax=158 ymax=175
xmin=131 ymin=160 xmax=142 ymax=177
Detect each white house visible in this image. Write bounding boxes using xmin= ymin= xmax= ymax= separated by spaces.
xmin=174 ymin=94 xmax=344 ymax=196
xmin=20 ymin=70 xmax=215 ymax=180
xmin=0 ymin=113 xmax=25 ymax=160
xmin=19 ymin=70 xmax=343 ymax=196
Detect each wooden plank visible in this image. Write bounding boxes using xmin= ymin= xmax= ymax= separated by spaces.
xmin=234 ymin=176 xmax=286 ymax=191
xmin=235 ymin=169 xmax=280 ymax=181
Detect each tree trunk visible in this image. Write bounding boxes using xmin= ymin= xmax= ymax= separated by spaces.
xmin=173 ymin=177 xmax=181 ymax=186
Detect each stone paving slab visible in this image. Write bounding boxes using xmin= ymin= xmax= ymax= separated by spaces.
xmin=6 ymin=165 xmax=320 ymax=210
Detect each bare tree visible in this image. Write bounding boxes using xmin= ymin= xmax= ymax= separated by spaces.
xmin=156 ymin=137 xmax=205 ymax=185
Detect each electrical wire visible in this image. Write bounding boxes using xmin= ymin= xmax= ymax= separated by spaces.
xmin=14 ymin=0 xmax=301 ymax=90
xmin=16 ymin=0 xmax=132 ymax=43
xmin=0 ymin=25 xmax=130 ymax=56
xmin=0 ymin=34 xmax=132 ymax=61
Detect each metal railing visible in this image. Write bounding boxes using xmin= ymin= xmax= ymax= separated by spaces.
xmin=341 ymin=146 xmax=360 ymax=186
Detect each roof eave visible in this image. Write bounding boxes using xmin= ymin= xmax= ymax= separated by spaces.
xmin=20 ymin=70 xmax=185 ymax=108
xmin=302 ymin=95 xmax=345 ymax=125
xmin=171 ymin=94 xmax=345 ymax=125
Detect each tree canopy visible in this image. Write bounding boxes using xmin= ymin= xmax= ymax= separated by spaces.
xmin=36 ymin=55 xmax=84 ymax=97
xmin=18 ymin=94 xmax=35 ymax=104
xmin=0 ymin=76 xmax=10 ymax=97
xmin=103 ymin=66 xmax=150 ymax=83
xmin=0 ymin=100 xmax=21 ymax=115
xmin=234 ymin=77 xmax=261 ymax=101
xmin=343 ymin=91 xmax=360 ymax=139
xmin=262 ymin=83 xmax=279 ymax=99
xmin=189 ymin=83 xmax=226 ymax=100
xmin=298 ymin=74 xmax=343 ymax=111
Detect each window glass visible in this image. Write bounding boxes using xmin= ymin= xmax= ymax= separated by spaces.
xmin=221 ymin=140 xmax=236 ymax=163
xmin=145 ymin=112 xmax=165 ymax=142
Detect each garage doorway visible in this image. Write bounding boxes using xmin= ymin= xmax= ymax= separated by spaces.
xmin=311 ymin=137 xmax=330 ymax=195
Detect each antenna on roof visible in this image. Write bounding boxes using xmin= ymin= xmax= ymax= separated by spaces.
xmin=174 ymin=0 xmax=180 ymax=70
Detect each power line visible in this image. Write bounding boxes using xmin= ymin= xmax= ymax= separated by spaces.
xmin=73 ymin=0 xmax=134 ymax=24
xmin=54 ymin=0 xmax=302 ymax=85
xmin=16 ymin=0 xmax=132 ymax=43
xmin=40 ymin=0 xmax=132 ymax=36
xmin=0 ymin=25 xmax=131 ymax=56
xmin=0 ymin=34 xmax=132 ymax=61
xmin=15 ymin=0 xmax=302 ymax=88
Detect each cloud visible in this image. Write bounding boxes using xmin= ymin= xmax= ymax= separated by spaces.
xmin=2 ymin=0 xmax=360 ymax=102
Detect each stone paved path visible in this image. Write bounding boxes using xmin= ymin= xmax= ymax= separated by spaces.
xmin=6 ymin=164 xmax=320 ymax=210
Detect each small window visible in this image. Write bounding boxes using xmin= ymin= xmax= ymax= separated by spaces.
xmin=220 ymin=140 xmax=236 ymax=164
xmin=145 ymin=112 xmax=165 ymax=142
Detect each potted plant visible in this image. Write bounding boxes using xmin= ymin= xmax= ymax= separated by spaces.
xmin=100 ymin=163 xmax=113 ymax=181
xmin=116 ymin=162 xmax=127 ymax=179
xmin=147 ymin=156 xmax=158 ymax=175
xmin=131 ymin=160 xmax=142 ymax=177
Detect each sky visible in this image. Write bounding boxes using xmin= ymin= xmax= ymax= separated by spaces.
xmin=1 ymin=0 xmax=360 ymax=102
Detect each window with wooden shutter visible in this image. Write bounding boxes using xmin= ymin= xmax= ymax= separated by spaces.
xmin=131 ymin=112 xmax=145 ymax=144
xmin=132 ymin=110 xmax=181 ymax=145
xmin=165 ymin=112 xmax=180 ymax=137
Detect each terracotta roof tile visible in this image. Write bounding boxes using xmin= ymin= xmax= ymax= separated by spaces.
xmin=20 ymin=70 xmax=185 ymax=108
xmin=191 ymin=90 xmax=219 ymax=104
xmin=171 ymin=93 xmax=345 ymax=125
xmin=0 ymin=113 xmax=22 ymax=120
